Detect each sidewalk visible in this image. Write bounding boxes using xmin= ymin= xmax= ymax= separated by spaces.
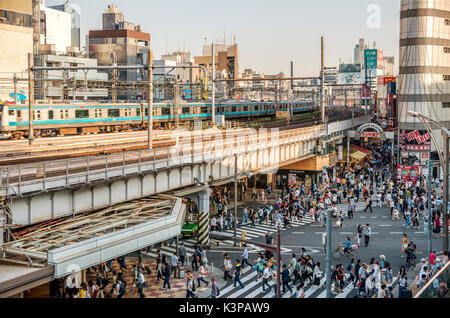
xmin=86 ymin=256 xmax=226 ymax=298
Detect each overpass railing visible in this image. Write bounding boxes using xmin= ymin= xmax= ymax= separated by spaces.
xmin=1 ymin=125 xmax=326 ymax=196
xmin=414 ymin=260 xmax=450 ymax=298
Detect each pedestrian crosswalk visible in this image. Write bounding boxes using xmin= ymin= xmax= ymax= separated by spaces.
xmin=217 ymin=267 xmax=400 ymax=299
xmin=335 ymin=201 xmax=368 ymax=215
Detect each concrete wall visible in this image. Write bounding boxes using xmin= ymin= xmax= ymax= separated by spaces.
xmin=0 ymin=24 xmax=32 ymax=100
xmin=0 ymin=0 xmax=32 ymax=14
xmin=42 ymin=7 xmax=71 ymax=54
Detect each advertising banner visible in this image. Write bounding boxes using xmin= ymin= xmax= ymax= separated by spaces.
xmin=364 ymin=49 xmax=378 ymax=69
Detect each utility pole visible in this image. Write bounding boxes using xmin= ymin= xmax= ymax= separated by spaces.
xmin=174 ymin=77 xmax=180 ymax=128
xmin=13 ymin=73 xmax=17 ymax=105
xmin=325 ymin=207 xmax=332 ymax=298
xmin=427 ymin=159 xmax=434 ymax=257
xmin=112 ymin=53 xmax=118 ymax=103
xmin=321 ymin=36 xmax=325 ymax=123
xmin=443 ymin=133 xmax=449 ymax=252
xmin=148 ymin=51 xmax=153 ymax=150
xmin=234 ymin=154 xmax=238 ymax=247
xmin=27 ymin=53 xmax=34 ymax=145
xmin=211 ymin=43 xmax=216 ymax=126
xmin=364 ymin=53 xmax=368 ymax=115
xmin=276 ymin=224 xmax=281 ymax=299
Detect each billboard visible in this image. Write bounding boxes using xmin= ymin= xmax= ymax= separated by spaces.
xmin=364 ymin=49 xmax=378 ymax=69
xmin=377 ymin=50 xmax=383 ymax=69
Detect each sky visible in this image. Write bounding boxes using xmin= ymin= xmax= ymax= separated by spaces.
xmin=44 ymin=0 xmax=401 ymax=76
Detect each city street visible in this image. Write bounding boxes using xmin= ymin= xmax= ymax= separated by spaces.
xmin=201 ymin=198 xmax=443 ymax=298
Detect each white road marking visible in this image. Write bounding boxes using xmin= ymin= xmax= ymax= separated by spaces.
xmin=292 ymin=232 xmax=305 ymax=234
xmin=379 ymin=224 xmax=392 ymax=227
xmin=390 ymin=232 xmax=403 ymax=234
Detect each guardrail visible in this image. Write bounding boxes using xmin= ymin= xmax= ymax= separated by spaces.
xmin=0 ymin=125 xmax=326 ymax=196
xmin=414 ymin=260 xmax=450 ymax=298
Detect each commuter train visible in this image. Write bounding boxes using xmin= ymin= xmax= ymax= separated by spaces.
xmin=0 ymin=100 xmax=314 ymax=139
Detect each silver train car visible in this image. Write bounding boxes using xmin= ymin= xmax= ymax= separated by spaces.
xmin=0 ymin=100 xmax=313 ymax=139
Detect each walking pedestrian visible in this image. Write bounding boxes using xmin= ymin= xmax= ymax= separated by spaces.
xmin=233 ymin=259 xmax=245 ymax=288
xmin=197 ymin=262 xmax=209 ymax=287
xmin=210 ymin=278 xmax=220 ymax=298
xmin=186 ymin=271 xmax=196 ymax=298
xmin=240 ymin=244 xmax=253 ymax=269
xmin=363 ymin=224 xmax=371 ymax=247
xmin=136 ymin=268 xmax=146 ymax=298
xmin=161 ymin=263 xmax=172 ymax=290
xmin=178 ymin=243 xmax=187 ymax=266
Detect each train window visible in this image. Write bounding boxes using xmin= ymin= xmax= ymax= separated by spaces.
xmin=76 ymin=109 xmax=89 ymax=118
xmin=145 ymin=108 xmax=148 ymax=116
xmin=136 ymin=108 xmax=141 ymax=116
xmin=201 ymin=107 xmax=208 ymax=114
xmin=231 ymin=106 xmax=237 ymax=112
xmin=108 ymin=109 xmax=120 ymax=117
xmin=8 ymin=110 xmax=14 ymax=116
xmin=182 ymin=107 xmax=190 ymax=114
xmin=35 ymin=110 xmax=41 ymax=120
xmin=60 ymin=110 xmax=64 ymax=119
xmin=243 ymin=106 xmax=248 ymax=112
xmin=48 ymin=110 xmax=54 ymax=119
xmin=65 ymin=110 xmax=69 ymax=118
xmin=162 ymin=108 xmax=170 ymax=115
xmin=17 ymin=110 xmax=21 ymax=118
xmin=255 ymin=106 xmax=259 ymax=111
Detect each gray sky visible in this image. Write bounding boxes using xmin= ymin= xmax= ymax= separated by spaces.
xmin=45 ymin=0 xmax=401 ymax=76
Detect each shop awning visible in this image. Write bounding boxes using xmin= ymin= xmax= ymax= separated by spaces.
xmin=350 ymin=151 xmax=368 ymax=162
xmin=351 ymin=145 xmax=371 ymax=154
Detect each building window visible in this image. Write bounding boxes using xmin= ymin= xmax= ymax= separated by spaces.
xmin=443 ymin=102 xmax=450 ymax=108
xmin=108 ymin=109 xmax=120 ymax=117
xmin=444 ymin=75 xmax=450 ymax=81
xmin=75 ymin=109 xmax=89 ymax=118
xmin=48 ymin=110 xmax=54 ymax=119
xmin=444 ymin=47 xmax=450 ymax=53
xmin=446 ymin=19 xmax=449 ymax=26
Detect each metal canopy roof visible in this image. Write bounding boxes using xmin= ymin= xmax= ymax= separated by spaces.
xmin=3 ymin=196 xmax=176 ymax=264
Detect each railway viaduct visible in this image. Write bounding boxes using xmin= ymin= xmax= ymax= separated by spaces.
xmin=0 ymin=110 xmax=369 ymax=296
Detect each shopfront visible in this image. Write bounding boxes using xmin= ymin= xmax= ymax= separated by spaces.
xmin=277 ymin=155 xmax=336 ymax=190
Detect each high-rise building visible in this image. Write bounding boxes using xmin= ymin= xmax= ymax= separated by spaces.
xmin=0 ymin=0 xmax=33 ymax=101
xmin=41 ymin=4 xmax=71 ymax=53
xmin=397 ymin=0 xmax=449 ymax=167
xmin=354 ymin=38 xmax=367 ymax=66
xmin=398 ymin=0 xmax=450 ymax=132
xmin=194 ymin=44 xmax=239 ymax=81
xmin=48 ymin=1 xmax=81 ymax=50
xmin=88 ymin=5 xmax=150 ymax=100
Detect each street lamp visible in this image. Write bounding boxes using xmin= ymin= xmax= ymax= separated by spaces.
xmin=210 ymin=226 xmax=282 ymax=298
xmin=407 ymin=111 xmax=450 ymax=251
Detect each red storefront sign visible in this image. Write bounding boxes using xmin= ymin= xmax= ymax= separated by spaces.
xmin=383 ymin=77 xmax=396 ymax=84
xmin=361 ymin=132 xmax=380 ymax=138
xmin=397 ymin=165 xmax=421 ymax=183
xmin=405 ymin=130 xmax=431 ymax=144
xmin=406 ymin=145 xmax=431 ymax=151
